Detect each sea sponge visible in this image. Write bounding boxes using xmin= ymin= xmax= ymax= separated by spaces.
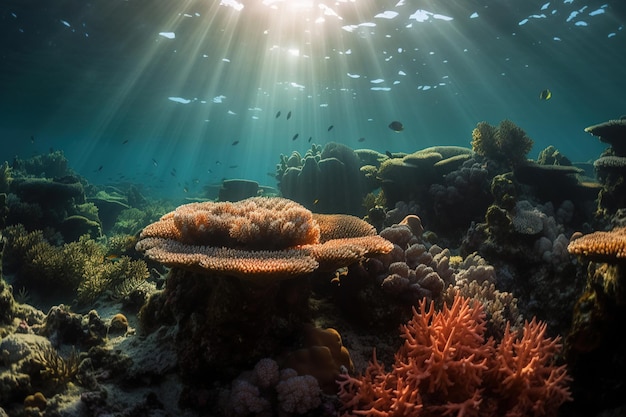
xmin=23 ymin=392 xmax=47 ymax=411
xmin=284 ymin=325 xmax=354 ymax=394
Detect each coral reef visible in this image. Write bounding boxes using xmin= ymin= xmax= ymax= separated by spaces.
xmin=2 ymin=225 xmax=149 ymax=305
xmin=337 ymin=295 xmax=572 ymax=417
xmin=277 ymin=142 xmax=369 ymax=215
xmin=566 ymin=227 xmax=626 ymax=414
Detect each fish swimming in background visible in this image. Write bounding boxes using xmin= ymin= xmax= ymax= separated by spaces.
xmin=104 ymin=254 xmax=121 ymax=262
xmin=328 ymin=125 xmax=334 ymax=132
xmin=358 ymin=137 xmax=365 ymax=142
xmin=385 ymin=150 xmax=393 ymax=158
xmin=308 ymin=136 xmax=312 ymax=142
xmin=292 ymin=133 xmax=299 ymax=141
xmin=275 ymin=111 xmax=281 ymax=118
xmin=96 ymin=165 xmax=103 ymax=172
xmin=539 ymin=89 xmax=552 ymax=100
xmin=388 ymin=121 xmax=404 ymax=132
xmin=287 ymin=111 xmax=292 ymax=120
xmin=152 ymin=158 xmax=158 ymax=166
xmin=229 ymin=165 xmax=238 ymax=168
xmin=232 ymin=140 xmax=240 ymax=146
xmin=122 ymin=139 xmax=129 ymax=144
xmin=30 ymin=135 xmax=34 ymax=143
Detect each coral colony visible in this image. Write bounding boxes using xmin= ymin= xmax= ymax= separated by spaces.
xmin=1 ymin=118 xmax=626 ymax=416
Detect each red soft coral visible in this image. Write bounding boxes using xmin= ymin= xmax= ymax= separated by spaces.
xmin=337 ymin=295 xmax=572 ymax=417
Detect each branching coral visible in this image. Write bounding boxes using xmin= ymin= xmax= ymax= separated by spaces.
xmin=136 ymin=197 xmax=393 ymax=280
xmin=32 ymin=344 xmax=80 ymax=387
xmin=3 ymin=224 xmax=149 ymax=304
xmin=471 ymin=120 xmax=533 ymax=167
xmin=337 ymin=295 xmax=572 ymax=417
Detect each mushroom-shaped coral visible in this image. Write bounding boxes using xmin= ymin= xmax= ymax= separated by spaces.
xmin=585 ymin=119 xmax=626 ymax=156
xmin=567 ymin=227 xmax=626 ymax=262
xmin=136 ymin=197 xmax=393 ymax=281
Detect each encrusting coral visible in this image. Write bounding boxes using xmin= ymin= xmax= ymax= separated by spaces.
xmin=337 ymin=294 xmax=572 ymax=417
xmin=136 ymin=196 xmax=393 ymax=281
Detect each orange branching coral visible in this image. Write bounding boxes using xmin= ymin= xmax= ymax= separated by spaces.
xmin=136 ymin=197 xmax=393 ymax=280
xmin=491 ymin=319 xmax=572 ymax=416
xmin=567 ymin=227 xmax=626 ymax=262
xmin=337 ymin=295 xmax=572 ymax=417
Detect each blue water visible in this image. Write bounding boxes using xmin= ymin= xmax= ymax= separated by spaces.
xmin=1 ymin=0 xmax=624 ymax=200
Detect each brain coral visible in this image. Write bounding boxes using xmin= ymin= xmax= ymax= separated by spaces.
xmin=136 ymin=197 xmax=393 ymax=280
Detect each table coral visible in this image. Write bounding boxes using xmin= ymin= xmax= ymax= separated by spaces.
xmin=136 ymin=196 xmax=393 ymax=281
xmin=337 ymin=294 xmax=572 ymax=417
xmin=567 ymin=226 xmax=626 ymax=262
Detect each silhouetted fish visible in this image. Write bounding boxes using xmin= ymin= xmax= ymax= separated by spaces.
xmin=276 ymin=111 xmax=281 ymax=118
xmin=539 ymin=89 xmax=552 ymax=100
xmin=287 ymin=111 xmax=292 ymax=120
xmin=388 ymin=121 xmax=404 ymax=132
xmin=292 ymin=133 xmax=299 ymax=141
xmin=152 ymin=158 xmax=158 ymax=166
xmin=358 ymin=137 xmax=365 ymax=142
xmin=327 ymin=125 xmax=334 ymax=132
xmin=229 ymin=165 xmax=238 ymax=168
xmin=385 ymin=150 xmax=393 ymax=158
xmin=308 ymin=136 xmax=312 ymax=142
xmin=30 ymin=135 xmax=34 ymax=143
xmin=96 ymin=165 xmax=103 ymax=172
xmin=122 ymin=139 xmax=129 ymax=144
xmin=232 ymin=140 xmax=240 ymax=146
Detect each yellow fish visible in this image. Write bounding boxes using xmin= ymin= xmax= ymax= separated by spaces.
xmin=539 ymin=89 xmax=552 ymax=100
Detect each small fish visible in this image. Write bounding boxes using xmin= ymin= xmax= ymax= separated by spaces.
xmin=287 ymin=111 xmax=292 ymax=120
xmin=539 ymin=89 xmax=552 ymax=100
xmin=275 ymin=111 xmax=281 ymax=118
xmin=388 ymin=121 xmax=404 ymax=132
xmin=308 ymin=136 xmax=312 ymax=142
xmin=385 ymin=150 xmax=393 ymax=158
xmin=216 ymin=160 xmax=221 ymax=165
xmin=313 ymin=199 xmax=319 ymax=205
xmin=229 ymin=165 xmax=238 ymax=168
xmin=152 ymin=158 xmax=158 ymax=166
xmin=104 ymin=254 xmax=121 ymax=262
xmin=96 ymin=165 xmax=103 ymax=172
xmin=327 ymin=125 xmax=334 ymax=132
xmin=183 ymin=187 xmax=188 ymax=193
xmin=122 ymin=139 xmax=129 ymax=144
xmin=30 ymin=135 xmax=35 ymax=143
xmin=358 ymin=137 xmax=365 ymax=142
xmin=232 ymin=140 xmax=239 ymax=146
xmin=208 ymin=169 xmax=213 ymax=174
xmin=170 ymin=171 xmax=176 ymax=177
xmin=292 ymin=133 xmax=299 ymax=141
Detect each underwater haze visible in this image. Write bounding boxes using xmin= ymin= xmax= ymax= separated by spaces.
xmin=1 ymin=0 xmax=625 ymax=199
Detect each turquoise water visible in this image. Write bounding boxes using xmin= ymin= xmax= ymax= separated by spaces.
xmin=1 ymin=0 xmax=624 ymax=199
